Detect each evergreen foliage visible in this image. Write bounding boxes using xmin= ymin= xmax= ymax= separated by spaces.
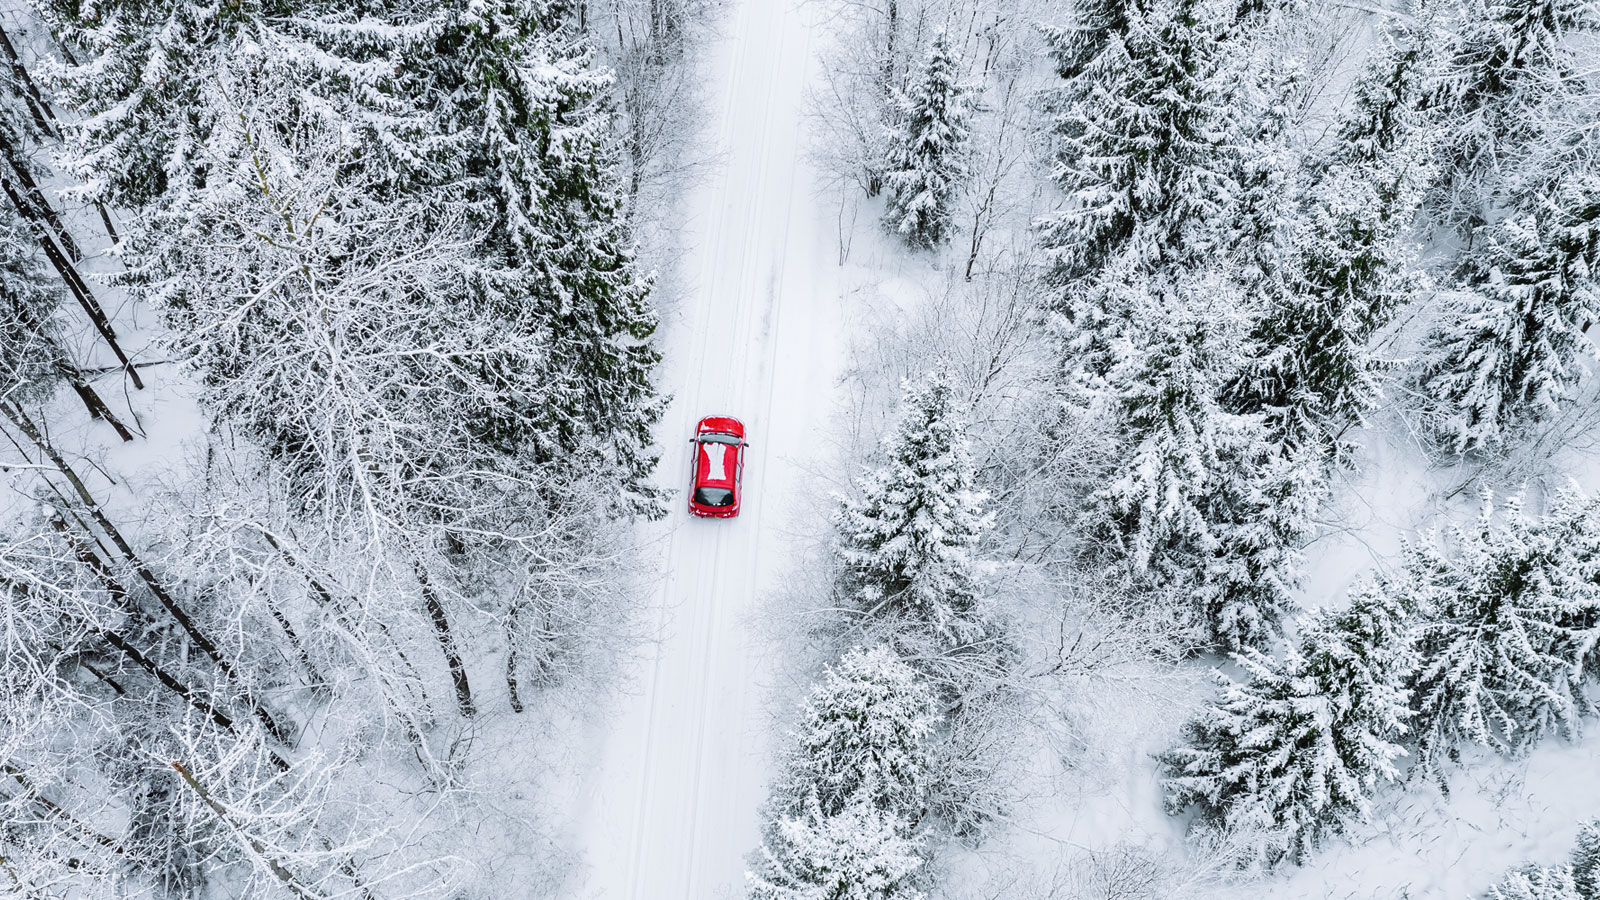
xmin=46 ymin=0 xmax=666 ymax=515
xmin=1225 ymin=22 xmax=1432 ymax=453
xmin=748 ymin=793 xmax=926 ymax=900
xmin=779 ymin=645 xmax=939 ymax=819
xmin=882 ymin=32 xmax=972 ymax=248
xmin=836 ymin=371 xmax=994 ymax=644
xmin=399 ymin=0 xmax=667 ymax=510
xmin=1422 ymin=0 xmax=1599 ymax=230
xmin=1039 ymin=0 xmax=1240 ymax=286
xmin=0 ymin=207 xmax=67 ymax=405
xmin=1161 ymin=584 xmax=1416 ymax=865
xmin=1575 ymin=819 xmax=1600 ymax=899
xmin=750 ymin=645 xmax=936 ymax=900
xmin=1405 ymin=491 xmax=1600 ymax=773
xmin=1492 ymin=866 xmax=1585 ymax=900
xmin=1083 ymin=274 xmax=1313 ymax=650
xmin=1414 ymin=177 xmax=1600 ymax=454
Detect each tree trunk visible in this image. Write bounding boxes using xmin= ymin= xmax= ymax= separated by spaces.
xmin=265 ymin=597 xmax=328 ymax=698
xmin=1 ymin=179 xmax=143 ymax=389
xmin=504 ymin=605 xmax=524 ymax=714
xmin=55 ymin=520 xmax=295 ymax=772
xmin=0 ymin=26 xmax=57 ymax=138
xmin=67 ymin=380 xmax=134 ymax=441
xmin=0 ymin=147 xmax=83 ymax=262
xmin=8 ymin=405 xmax=289 ymax=744
xmin=170 ymin=762 xmax=325 ymax=900
xmin=416 ymin=566 xmax=475 ymax=718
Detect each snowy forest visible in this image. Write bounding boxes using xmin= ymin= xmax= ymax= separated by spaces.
xmin=0 ymin=0 xmax=1597 ymax=894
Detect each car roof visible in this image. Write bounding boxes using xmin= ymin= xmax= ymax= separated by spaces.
xmin=694 ymin=439 xmax=738 ymax=488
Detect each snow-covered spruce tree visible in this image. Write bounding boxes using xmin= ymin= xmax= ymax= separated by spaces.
xmin=882 ymin=31 xmax=972 ymax=248
xmin=1575 ymin=819 xmax=1600 ymax=899
xmin=748 ymin=793 xmax=926 ymax=900
xmin=776 ymin=645 xmax=939 ymax=819
xmin=1224 ymin=21 xmax=1431 ymax=454
xmin=1039 ymin=0 xmax=1240 ymax=288
xmin=836 ymin=370 xmax=995 ymax=646
xmin=1421 ymin=0 xmax=1598 ymax=231
xmin=1406 ymin=490 xmax=1600 ymax=774
xmin=1492 ymin=866 xmax=1585 ymax=900
xmin=1160 ymin=583 xmax=1417 ymax=866
xmin=395 ymin=0 xmax=667 ymax=514
xmin=1083 ymin=273 xmax=1313 ymax=650
xmin=750 ymin=645 xmax=937 ymax=900
xmin=1039 ymin=0 xmax=1136 ymax=85
xmin=1412 ymin=175 xmax=1600 ymax=454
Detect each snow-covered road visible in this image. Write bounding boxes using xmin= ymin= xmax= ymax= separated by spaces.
xmin=572 ymin=1 xmax=841 ymax=896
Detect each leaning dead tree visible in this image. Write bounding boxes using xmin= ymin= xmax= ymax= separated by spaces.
xmin=1 ymin=401 xmax=292 ymax=747
xmin=1 ymin=176 xmax=143 ymax=390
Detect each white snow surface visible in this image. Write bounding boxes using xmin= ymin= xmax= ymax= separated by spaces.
xmin=568 ymin=1 xmax=842 ymax=897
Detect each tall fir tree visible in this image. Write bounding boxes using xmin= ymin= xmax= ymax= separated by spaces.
xmin=1084 ymin=273 xmax=1310 ymax=650
xmin=836 ymin=371 xmax=994 ymax=645
xmin=777 ymin=645 xmax=938 ymax=819
xmin=748 ymin=793 xmax=926 ymax=900
xmin=399 ymin=0 xmax=667 ymax=512
xmin=1406 ymin=491 xmax=1600 ymax=773
xmin=1161 ymin=583 xmax=1417 ymax=866
xmin=881 ymin=32 xmax=972 ymax=249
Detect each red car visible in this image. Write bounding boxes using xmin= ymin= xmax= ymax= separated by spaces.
xmin=688 ymin=416 xmax=747 ymax=518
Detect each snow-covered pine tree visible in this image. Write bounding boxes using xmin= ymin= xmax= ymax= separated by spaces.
xmin=1039 ymin=0 xmax=1240 ymax=287
xmin=1082 ymin=272 xmax=1309 ymax=650
xmin=881 ymin=31 xmax=972 ymax=248
xmin=1422 ymin=0 xmax=1598 ymax=231
xmin=1224 ymin=21 xmax=1431 ymax=454
xmin=776 ymin=644 xmax=938 ymax=820
xmin=1160 ymin=583 xmax=1416 ymax=866
xmin=836 ymin=371 xmax=994 ymax=645
xmin=1198 ymin=440 xmax=1323 ymax=651
xmin=1407 ymin=490 xmax=1600 ymax=773
xmin=749 ymin=645 xmax=935 ymax=900
xmin=1039 ymin=0 xmax=1136 ymax=85
xmin=1413 ymin=175 xmax=1600 ymax=454
xmin=1492 ymin=865 xmax=1585 ymax=900
xmin=1574 ymin=819 xmax=1600 ymax=899
xmin=748 ymin=792 xmax=926 ymax=900
xmin=1087 ymin=281 xmax=1245 ymax=577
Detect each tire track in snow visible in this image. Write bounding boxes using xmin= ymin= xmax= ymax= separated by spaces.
xmin=573 ymin=2 xmax=828 ymax=897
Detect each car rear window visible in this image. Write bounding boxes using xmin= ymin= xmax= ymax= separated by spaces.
xmin=694 ymin=487 xmax=735 ymax=507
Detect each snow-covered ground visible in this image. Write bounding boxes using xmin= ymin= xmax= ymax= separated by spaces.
xmin=567 ymin=1 xmax=847 ymax=896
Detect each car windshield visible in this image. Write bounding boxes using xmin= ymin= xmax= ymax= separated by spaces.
xmin=694 ymin=486 xmax=735 ymax=508
xmin=699 ymin=431 xmax=741 ymax=445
